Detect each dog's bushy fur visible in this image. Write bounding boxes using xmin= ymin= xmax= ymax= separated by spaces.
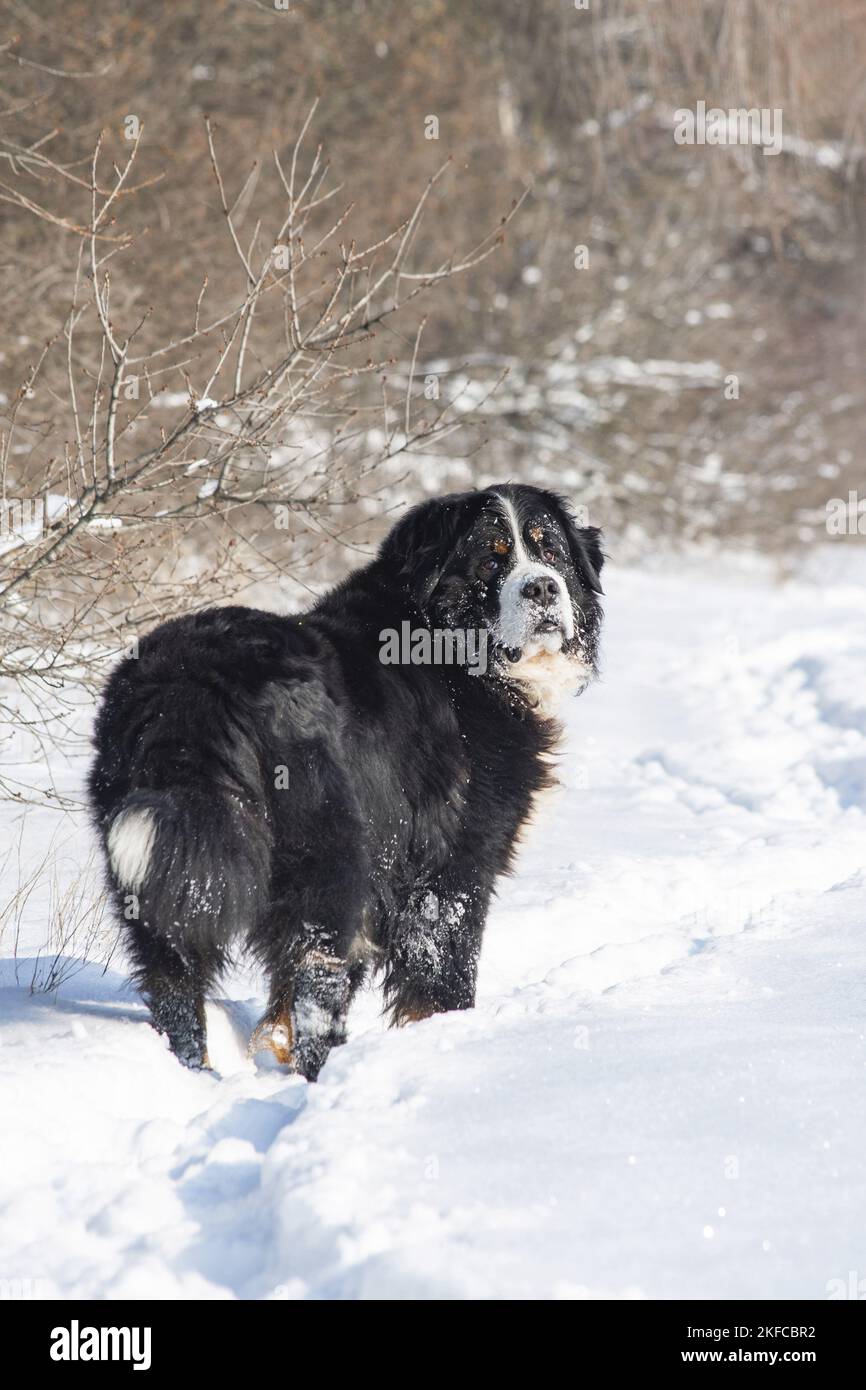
xmin=88 ymin=484 xmax=604 ymax=1077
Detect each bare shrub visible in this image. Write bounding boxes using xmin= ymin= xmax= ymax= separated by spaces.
xmin=0 ymin=829 xmax=114 ymax=992
xmin=0 ymin=102 xmax=520 ymax=796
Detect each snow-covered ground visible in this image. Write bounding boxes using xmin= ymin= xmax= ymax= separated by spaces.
xmin=2 ymin=550 xmax=866 ymax=1300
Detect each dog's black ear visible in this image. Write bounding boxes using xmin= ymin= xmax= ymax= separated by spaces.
xmin=546 ymin=491 xmax=605 ymax=595
xmin=572 ymin=524 xmax=605 ymax=595
xmin=378 ymin=491 xmax=481 ymax=607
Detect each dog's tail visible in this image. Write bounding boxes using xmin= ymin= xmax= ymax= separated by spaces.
xmin=104 ymin=787 xmax=271 ymax=950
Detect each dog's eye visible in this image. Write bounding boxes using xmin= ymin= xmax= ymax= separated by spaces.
xmin=478 ymin=556 xmax=499 ymax=577
xmin=542 ymin=547 xmax=558 ymax=565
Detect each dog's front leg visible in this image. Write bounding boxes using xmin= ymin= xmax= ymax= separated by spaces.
xmin=385 ymin=879 xmax=489 ymax=1028
xmin=249 ymin=956 xmax=350 ymax=1081
xmin=248 ymin=815 xmax=371 ymax=1080
xmin=250 ymin=936 xmax=359 ymax=1081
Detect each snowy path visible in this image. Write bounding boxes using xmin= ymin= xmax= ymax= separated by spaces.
xmin=2 ymin=555 xmax=866 ymax=1299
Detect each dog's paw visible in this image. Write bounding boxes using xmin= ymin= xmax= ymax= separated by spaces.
xmin=391 ymin=1001 xmax=437 ymax=1027
xmin=248 ymin=1010 xmax=295 ymax=1066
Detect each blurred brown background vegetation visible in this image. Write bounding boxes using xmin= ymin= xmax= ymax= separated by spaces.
xmin=2 ymin=0 xmax=864 ymax=604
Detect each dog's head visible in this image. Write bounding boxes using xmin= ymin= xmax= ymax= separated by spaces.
xmin=378 ymin=484 xmax=604 ymax=704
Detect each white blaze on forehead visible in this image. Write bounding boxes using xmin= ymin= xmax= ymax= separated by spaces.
xmin=493 ymin=492 xmax=530 ymax=565
xmin=492 ymin=492 xmax=574 ymax=650
xmin=107 ymin=807 xmax=157 ymax=891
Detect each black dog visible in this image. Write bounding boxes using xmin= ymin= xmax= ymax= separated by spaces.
xmin=88 ymin=485 xmax=604 ymax=1078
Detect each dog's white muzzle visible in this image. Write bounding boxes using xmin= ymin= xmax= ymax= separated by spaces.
xmin=495 ymin=562 xmax=574 ymax=656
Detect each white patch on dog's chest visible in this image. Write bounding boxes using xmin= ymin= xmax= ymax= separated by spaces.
xmin=506 ymin=647 xmax=590 ymax=717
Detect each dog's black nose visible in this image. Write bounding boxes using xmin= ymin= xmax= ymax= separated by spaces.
xmin=521 ymin=575 xmax=559 ymax=606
